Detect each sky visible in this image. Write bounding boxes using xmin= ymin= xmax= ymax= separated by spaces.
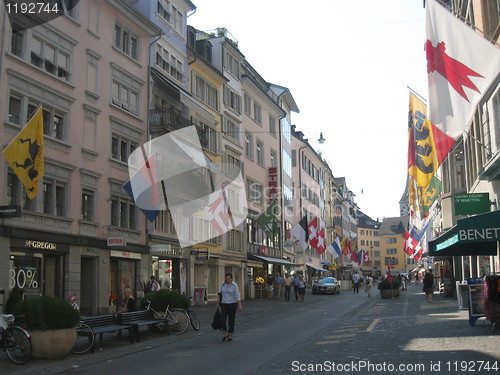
xmin=188 ymin=0 xmax=429 ymax=221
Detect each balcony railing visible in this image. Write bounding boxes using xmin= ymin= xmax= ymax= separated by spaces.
xmin=149 ymin=107 xmax=208 ymax=150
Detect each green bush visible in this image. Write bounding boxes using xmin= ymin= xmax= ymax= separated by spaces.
xmin=5 ymin=287 xmax=23 ymax=314
xmin=143 ymin=289 xmax=190 ymax=311
xmin=13 ymin=296 xmax=80 ymax=330
xmin=377 ymin=278 xmax=402 ymax=290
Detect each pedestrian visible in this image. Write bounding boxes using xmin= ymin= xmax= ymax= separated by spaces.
xmin=298 ymin=275 xmax=306 ymax=302
xmin=149 ymin=275 xmax=160 ymax=292
xmin=283 ymin=273 xmax=292 ymax=301
xmin=352 ymin=271 xmax=360 ymax=294
xmin=117 ymin=288 xmax=135 ymax=313
xmin=292 ymin=273 xmax=300 ymax=301
xmin=365 ymin=274 xmax=373 ymax=298
xmin=274 ymin=272 xmax=283 ymax=298
xmin=217 ymin=273 xmax=242 ymax=342
xmin=115 ymin=287 xmax=135 ymax=337
xmin=266 ymin=274 xmax=274 ymax=298
xmin=423 ymin=269 xmax=435 ymax=303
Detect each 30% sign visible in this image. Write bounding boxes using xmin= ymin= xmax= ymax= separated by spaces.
xmin=9 ymin=268 xmax=39 ymax=289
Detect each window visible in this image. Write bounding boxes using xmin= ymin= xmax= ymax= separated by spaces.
xmin=269 ymin=115 xmax=276 ymax=136
xmin=245 ymin=132 xmax=253 ymax=159
xmin=59 ymin=0 xmax=78 ymax=19
xmin=8 ymin=95 xmax=21 ymax=124
xmin=192 ymin=73 xmax=218 ymax=110
xmin=24 ymin=103 xmax=65 ymax=140
xmin=170 ymin=55 xmax=183 ymax=82
xmin=157 ymin=0 xmax=172 ymax=22
xmin=81 ymin=189 xmax=94 ymax=221
xmin=30 ymin=36 xmax=70 ymax=80
xmin=114 ymin=22 xmax=139 ymax=60
xmin=270 ymin=149 xmax=277 ymax=167
xmin=111 ymin=135 xmax=137 ymax=163
xmin=111 ymin=196 xmax=136 ymax=229
xmin=11 ymin=24 xmax=24 ymax=57
xmin=244 ymin=94 xmax=251 ymax=116
xmin=222 ymin=116 xmax=240 ymax=142
xmin=43 ymin=179 xmax=67 ymax=216
xmin=7 ymin=171 xmax=35 ymax=210
xmin=227 ymin=230 xmax=243 ymax=252
xmin=156 ymin=44 xmax=170 ymax=73
xmin=385 ymin=237 xmax=397 ymax=244
xmin=223 ymin=85 xmax=241 ymax=114
xmin=224 ymin=50 xmax=240 ymax=78
xmin=223 ymin=152 xmax=242 ymax=178
xmin=112 ymin=81 xmax=139 ymax=115
xmin=154 ymin=210 xmax=176 ymax=234
xmin=247 ymin=179 xmax=263 ymax=204
xmin=386 ymin=248 xmax=397 ymax=255
xmin=199 ymin=122 xmax=218 ymax=154
xmin=253 ymin=102 xmax=262 ymax=124
xmin=256 ymin=140 xmax=264 ymax=166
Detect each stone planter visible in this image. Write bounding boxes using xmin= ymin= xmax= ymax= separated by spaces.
xmin=30 ymin=328 xmax=76 ymax=360
xmin=380 ymin=288 xmax=400 ymax=299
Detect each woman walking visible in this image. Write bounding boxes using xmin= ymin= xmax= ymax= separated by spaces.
xmin=217 ymin=273 xmax=242 ymax=342
xmin=298 ymin=275 xmax=306 ymax=302
xmin=423 ymin=270 xmax=435 ymax=303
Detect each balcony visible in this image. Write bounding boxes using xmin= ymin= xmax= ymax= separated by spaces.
xmin=149 ymin=107 xmax=191 ymax=132
xmin=149 ymin=107 xmax=208 ymax=150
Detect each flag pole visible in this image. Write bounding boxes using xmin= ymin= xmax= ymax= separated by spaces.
xmin=407 ymin=86 xmax=427 ymax=103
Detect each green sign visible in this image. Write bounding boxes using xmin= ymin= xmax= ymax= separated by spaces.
xmin=454 ymin=193 xmax=490 ymax=216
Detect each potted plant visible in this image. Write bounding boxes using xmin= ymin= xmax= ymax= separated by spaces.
xmin=14 ymin=296 xmax=80 ymax=359
xmin=377 ymin=278 xmax=402 ymax=299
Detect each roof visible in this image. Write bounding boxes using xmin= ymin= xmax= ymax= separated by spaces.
xmin=378 ymin=217 xmax=409 ymax=236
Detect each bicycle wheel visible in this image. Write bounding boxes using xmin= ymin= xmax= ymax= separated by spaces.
xmin=187 ymin=309 xmax=200 ymax=330
xmin=167 ymin=310 xmax=189 ymax=335
xmin=71 ymin=322 xmax=95 ymax=354
xmin=4 ymin=326 xmax=32 ymax=364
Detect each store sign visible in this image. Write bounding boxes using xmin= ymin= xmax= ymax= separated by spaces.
xmin=107 ymin=237 xmax=126 ymax=247
xmin=259 ymin=247 xmax=267 ymax=255
xmin=454 ymin=193 xmax=490 ymax=215
xmin=151 ymin=244 xmax=172 ymax=254
xmin=110 ymin=250 xmax=141 ymax=259
xmin=25 ymin=240 xmax=57 ymax=250
xmin=195 ymin=250 xmax=209 ymax=260
xmin=0 ymin=205 xmax=21 ymax=218
xmin=267 ymin=167 xmax=279 ymax=201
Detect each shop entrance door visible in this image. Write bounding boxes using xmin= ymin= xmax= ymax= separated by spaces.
xmin=80 ymin=257 xmax=96 ymax=315
xmin=44 ymin=255 xmax=62 ymax=298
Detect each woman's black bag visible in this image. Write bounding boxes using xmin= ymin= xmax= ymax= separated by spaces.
xmin=211 ymin=308 xmax=223 ymax=330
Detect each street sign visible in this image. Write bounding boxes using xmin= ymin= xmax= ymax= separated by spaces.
xmin=0 ymin=205 xmax=21 ymax=218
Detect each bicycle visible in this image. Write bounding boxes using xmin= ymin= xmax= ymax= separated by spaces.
xmin=183 ymin=297 xmax=200 ymax=330
xmin=68 ymin=295 xmax=95 ymax=354
xmin=144 ymin=300 xmax=190 ymax=335
xmin=0 ymin=314 xmax=32 ymax=364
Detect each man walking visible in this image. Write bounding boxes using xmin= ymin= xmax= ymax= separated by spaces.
xmin=292 ymin=273 xmax=300 ymax=301
xmin=283 ymin=273 xmax=292 ymax=301
xmin=274 ymin=272 xmax=283 ymax=298
xmin=352 ymin=272 xmax=360 ymax=294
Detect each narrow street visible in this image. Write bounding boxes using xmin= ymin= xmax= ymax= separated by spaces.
xmin=5 ymin=285 xmax=500 ymax=375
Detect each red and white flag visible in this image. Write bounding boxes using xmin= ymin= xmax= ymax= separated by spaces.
xmin=316 ymin=228 xmax=326 ymax=254
xmin=308 ymin=217 xmax=319 ymax=249
xmin=363 ymin=251 xmax=370 ymax=266
xmin=404 ymin=230 xmax=422 ymax=256
xmin=205 ymin=184 xmax=232 ymax=235
xmin=426 ymin=0 xmax=500 ymax=140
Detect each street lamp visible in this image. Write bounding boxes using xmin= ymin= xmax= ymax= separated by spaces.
xmin=318 ymin=133 xmax=326 ymax=144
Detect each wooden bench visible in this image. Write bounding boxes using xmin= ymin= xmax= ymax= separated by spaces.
xmin=118 ymin=310 xmax=168 ymax=343
xmin=81 ymin=314 xmax=133 ymax=351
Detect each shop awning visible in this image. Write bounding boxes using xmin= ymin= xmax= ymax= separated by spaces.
xmin=249 ymin=254 xmax=298 ymax=267
xmin=429 ymin=210 xmax=500 ymax=257
xmin=306 ymin=263 xmax=328 ymax=272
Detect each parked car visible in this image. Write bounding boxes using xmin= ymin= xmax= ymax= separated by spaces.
xmin=312 ymin=277 xmax=340 ymax=295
